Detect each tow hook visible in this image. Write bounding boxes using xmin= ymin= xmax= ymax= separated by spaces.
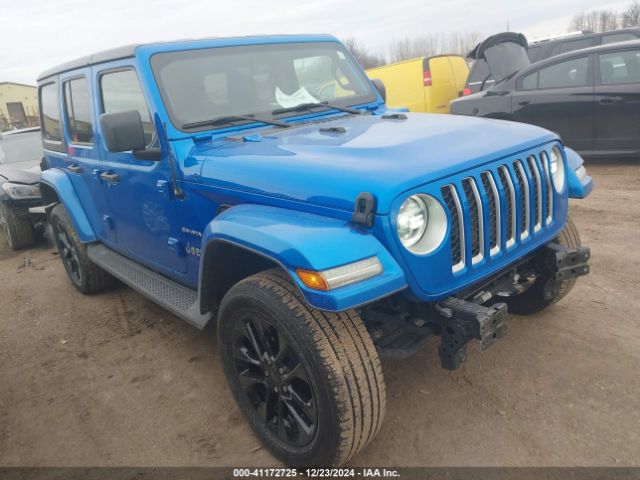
xmin=541 ymin=243 xmax=591 ymax=300
xmin=435 ymin=297 xmax=508 ymax=370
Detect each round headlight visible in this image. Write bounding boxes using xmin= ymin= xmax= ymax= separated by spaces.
xmin=397 ymin=195 xmax=427 ymax=248
xmin=549 ymin=146 xmax=565 ymax=192
xmin=397 ymin=194 xmax=447 ymax=254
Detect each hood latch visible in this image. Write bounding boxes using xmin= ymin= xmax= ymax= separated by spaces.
xmin=352 ymin=192 xmax=376 ymax=228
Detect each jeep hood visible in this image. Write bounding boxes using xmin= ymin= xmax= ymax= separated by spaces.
xmin=468 ymin=32 xmax=530 ymax=82
xmin=193 ymin=113 xmax=557 ymax=215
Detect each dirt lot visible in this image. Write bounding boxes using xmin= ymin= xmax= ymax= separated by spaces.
xmin=1 ymin=159 xmax=639 ymax=467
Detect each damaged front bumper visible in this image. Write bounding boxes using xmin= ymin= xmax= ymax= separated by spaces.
xmin=364 ymin=241 xmax=591 ymax=370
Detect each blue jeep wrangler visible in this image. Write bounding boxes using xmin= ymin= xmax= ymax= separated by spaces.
xmin=37 ymin=35 xmax=592 ymax=466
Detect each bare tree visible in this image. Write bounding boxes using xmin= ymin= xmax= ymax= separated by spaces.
xmin=599 ymin=10 xmax=619 ymax=31
xmin=622 ymin=0 xmax=640 ymax=27
xmin=342 ymin=37 xmax=386 ymax=69
xmin=387 ymin=32 xmax=483 ymax=63
xmin=569 ymin=1 xmax=640 ymax=32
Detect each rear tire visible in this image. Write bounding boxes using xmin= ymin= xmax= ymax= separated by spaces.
xmin=50 ymin=204 xmax=117 ymax=294
xmin=218 ymin=269 xmax=386 ymax=467
xmin=506 ymin=216 xmax=581 ymax=315
xmin=0 ymin=202 xmax=35 ymax=250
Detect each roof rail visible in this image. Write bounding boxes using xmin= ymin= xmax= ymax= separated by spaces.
xmin=530 ymin=30 xmax=593 ymax=44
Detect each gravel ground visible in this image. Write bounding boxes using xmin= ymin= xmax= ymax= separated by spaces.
xmin=0 ymin=159 xmax=639 ymax=467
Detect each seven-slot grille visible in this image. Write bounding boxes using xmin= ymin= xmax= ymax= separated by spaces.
xmin=440 ymin=151 xmax=555 ymax=272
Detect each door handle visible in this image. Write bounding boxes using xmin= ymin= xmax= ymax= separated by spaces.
xmin=517 ymin=100 xmax=531 ymax=106
xmin=67 ymin=164 xmax=83 ymax=174
xmin=599 ymin=97 xmax=621 ymax=105
xmin=100 ymin=171 xmax=121 ymax=183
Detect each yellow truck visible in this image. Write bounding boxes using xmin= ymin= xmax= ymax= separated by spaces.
xmin=366 ymin=55 xmax=469 ymax=113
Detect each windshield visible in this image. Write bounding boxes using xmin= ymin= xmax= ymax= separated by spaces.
xmin=0 ymin=131 xmax=42 ymax=165
xmin=151 ymin=42 xmax=377 ymax=130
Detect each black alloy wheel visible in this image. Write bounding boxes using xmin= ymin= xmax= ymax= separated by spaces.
xmin=54 ymin=218 xmax=83 ymax=286
xmin=232 ymin=311 xmax=318 ymax=446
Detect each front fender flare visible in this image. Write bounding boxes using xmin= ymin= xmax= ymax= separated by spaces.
xmin=199 ymin=204 xmax=407 ymax=312
xmin=564 ymin=147 xmax=593 ymax=199
xmin=40 ymin=168 xmax=96 ymax=243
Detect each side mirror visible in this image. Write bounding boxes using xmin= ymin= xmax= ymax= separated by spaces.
xmin=99 ymin=110 xmax=160 ymax=160
xmin=371 ymin=78 xmax=386 ymax=103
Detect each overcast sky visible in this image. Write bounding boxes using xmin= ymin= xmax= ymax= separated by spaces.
xmin=0 ymin=0 xmax=631 ymax=84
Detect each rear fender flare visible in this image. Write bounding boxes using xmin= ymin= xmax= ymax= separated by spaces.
xmin=39 ymin=168 xmax=96 ymax=243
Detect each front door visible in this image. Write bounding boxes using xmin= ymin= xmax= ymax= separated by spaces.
xmin=96 ymin=66 xmax=187 ymax=274
xmin=512 ymin=55 xmax=595 ymax=152
xmin=594 ymin=47 xmax=640 ymax=152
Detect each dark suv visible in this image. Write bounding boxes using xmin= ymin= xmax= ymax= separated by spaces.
xmin=465 ymin=28 xmax=640 ymax=94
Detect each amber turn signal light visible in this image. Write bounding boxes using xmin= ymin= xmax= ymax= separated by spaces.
xmin=296 ymin=269 xmax=330 ymax=291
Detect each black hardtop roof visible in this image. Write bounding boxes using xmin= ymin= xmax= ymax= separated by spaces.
xmin=37 ymin=44 xmax=138 ymax=81
xmin=37 ymin=33 xmax=339 ymax=81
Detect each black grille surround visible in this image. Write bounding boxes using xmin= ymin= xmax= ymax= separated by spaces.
xmin=439 ymin=150 xmax=557 ymax=273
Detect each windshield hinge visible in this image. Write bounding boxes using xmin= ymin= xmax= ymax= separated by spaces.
xmin=352 ymin=192 xmax=376 ymax=228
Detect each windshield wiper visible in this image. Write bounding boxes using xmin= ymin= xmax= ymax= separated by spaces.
xmin=271 ymin=101 xmax=362 ymax=116
xmin=182 ymin=114 xmax=290 ymax=130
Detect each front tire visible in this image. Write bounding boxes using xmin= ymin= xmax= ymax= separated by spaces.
xmin=50 ymin=204 xmax=116 ymax=294
xmin=0 ymin=202 xmax=35 ymax=250
xmin=506 ymin=216 xmax=581 ymax=315
xmin=218 ymin=269 xmax=386 ymax=467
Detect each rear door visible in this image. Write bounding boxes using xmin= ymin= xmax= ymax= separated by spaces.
xmin=594 ymin=47 xmax=640 ymax=152
xmin=426 ymin=56 xmax=458 ymax=113
xmin=448 ymin=56 xmax=469 ymax=99
xmin=512 ymin=55 xmax=595 ymax=152
xmin=60 ymin=71 xmax=114 ymax=244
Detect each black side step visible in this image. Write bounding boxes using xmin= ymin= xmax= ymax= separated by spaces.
xmin=87 ymin=244 xmax=212 ymax=330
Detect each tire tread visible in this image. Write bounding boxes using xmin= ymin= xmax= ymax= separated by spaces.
xmin=227 ymin=269 xmax=385 ymax=466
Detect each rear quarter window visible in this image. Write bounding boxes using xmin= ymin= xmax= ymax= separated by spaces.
xmin=601 ymin=32 xmax=640 ymax=45
xmin=550 ymin=38 xmax=594 ymax=57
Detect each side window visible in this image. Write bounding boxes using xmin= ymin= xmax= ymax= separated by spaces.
xmin=538 ymin=57 xmax=590 ymax=89
xmin=550 ymin=38 xmax=593 ymax=57
xmin=520 ymin=71 xmax=538 ymax=90
xmin=601 ymin=33 xmax=639 ymax=45
xmin=100 ymin=69 xmax=154 ymax=146
xmin=40 ymin=83 xmax=62 ymax=144
xmin=64 ymin=77 xmax=94 ymax=144
xmin=599 ymin=50 xmax=640 ymax=85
